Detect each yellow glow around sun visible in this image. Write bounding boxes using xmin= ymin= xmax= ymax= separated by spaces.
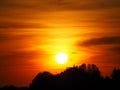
xmin=56 ymin=53 xmax=68 ymax=64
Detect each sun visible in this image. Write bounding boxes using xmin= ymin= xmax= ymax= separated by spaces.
xmin=56 ymin=52 xmax=68 ymax=64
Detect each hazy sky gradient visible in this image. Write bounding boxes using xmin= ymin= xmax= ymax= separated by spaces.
xmin=0 ymin=0 xmax=120 ymax=87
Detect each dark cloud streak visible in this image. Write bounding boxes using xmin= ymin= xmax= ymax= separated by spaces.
xmin=109 ymin=46 xmax=120 ymax=53
xmin=0 ymin=0 xmax=120 ymax=11
xmin=0 ymin=21 xmax=49 ymax=29
xmin=79 ymin=36 xmax=120 ymax=47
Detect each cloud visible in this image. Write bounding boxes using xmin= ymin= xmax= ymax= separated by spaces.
xmin=60 ymin=0 xmax=120 ymax=10
xmin=0 ymin=21 xmax=49 ymax=29
xmin=0 ymin=0 xmax=120 ymax=12
xmin=0 ymin=0 xmax=120 ymax=30
xmin=79 ymin=36 xmax=120 ymax=47
xmin=77 ymin=36 xmax=120 ymax=55
xmin=0 ymin=49 xmax=46 ymax=60
xmin=0 ymin=49 xmax=47 ymax=69
xmin=109 ymin=46 xmax=120 ymax=53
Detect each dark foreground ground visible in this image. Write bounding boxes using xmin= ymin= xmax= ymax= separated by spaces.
xmin=0 ymin=64 xmax=120 ymax=90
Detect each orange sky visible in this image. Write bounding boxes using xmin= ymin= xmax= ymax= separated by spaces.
xmin=0 ymin=0 xmax=120 ymax=87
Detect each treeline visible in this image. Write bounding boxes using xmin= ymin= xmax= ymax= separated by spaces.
xmin=0 ymin=64 xmax=120 ymax=90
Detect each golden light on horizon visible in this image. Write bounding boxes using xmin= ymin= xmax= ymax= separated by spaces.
xmin=56 ymin=52 xmax=68 ymax=64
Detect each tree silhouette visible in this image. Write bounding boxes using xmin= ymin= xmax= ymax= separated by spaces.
xmin=30 ymin=72 xmax=54 ymax=90
xmin=30 ymin=64 xmax=104 ymax=90
xmin=110 ymin=68 xmax=120 ymax=89
xmin=111 ymin=68 xmax=120 ymax=81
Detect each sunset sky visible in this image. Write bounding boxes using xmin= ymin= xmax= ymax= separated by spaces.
xmin=0 ymin=0 xmax=120 ymax=87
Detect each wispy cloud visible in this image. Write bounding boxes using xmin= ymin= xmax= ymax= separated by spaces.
xmin=79 ymin=36 xmax=120 ymax=47
xmin=0 ymin=0 xmax=120 ymax=30
xmin=109 ymin=46 xmax=120 ymax=53
xmin=0 ymin=21 xmax=49 ymax=29
xmin=1 ymin=0 xmax=120 ymax=11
